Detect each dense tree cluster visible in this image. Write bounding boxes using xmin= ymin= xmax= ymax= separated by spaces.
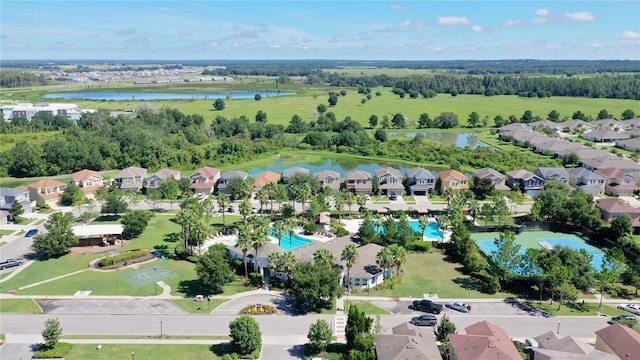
xmin=0 ymin=71 xmax=47 ymax=88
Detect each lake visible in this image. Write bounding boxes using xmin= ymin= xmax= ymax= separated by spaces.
xmin=42 ymin=91 xmax=294 ymax=101
xmin=387 ymin=132 xmax=489 ymax=149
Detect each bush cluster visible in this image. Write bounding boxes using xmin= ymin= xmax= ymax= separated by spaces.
xmin=406 ymin=240 xmax=432 ymax=252
xmin=32 ymin=342 xmax=73 ymax=359
xmin=98 ymin=249 xmax=148 ymax=267
xmin=239 ymin=304 xmax=278 ymax=315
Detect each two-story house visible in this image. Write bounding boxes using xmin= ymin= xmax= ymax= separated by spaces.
xmin=189 ymin=166 xmax=221 ymax=195
xmin=375 ymin=166 xmax=404 ymax=197
xmin=146 ymin=168 xmax=181 ymax=190
xmin=506 ymin=169 xmax=545 ymax=197
xmin=567 ymin=167 xmax=605 ymax=196
xmin=595 ymin=198 xmax=640 ymax=226
xmin=27 ymin=179 xmax=67 ymax=206
xmin=70 ymin=169 xmax=104 ymax=199
xmin=282 ymin=166 xmax=310 ymax=182
xmin=315 ymin=170 xmax=341 ymax=193
xmin=405 ymin=167 xmax=435 ymax=196
xmin=113 ymin=166 xmax=147 ymax=192
xmin=252 ymin=171 xmax=281 ymax=192
xmin=472 ymin=167 xmax=510 ymax=193
xmin=437 ymin=169 xmax=469 ymax=195
xmin=595 ymin=167 xmax=638 ymax=196
xmin=345 ymin=170 xmax=372 ymax=194
xmin=448 ymin=321 xmax=521 ymax=360
xmin=595 ymin=323 xmax=640 ymax=359
xmin=0 ymin=187 xmax=32 ymax=222
xmin=217 ymin=170 xmax=249 ymax=196
xmin=534 ymin=167 xmax=571 ymax=184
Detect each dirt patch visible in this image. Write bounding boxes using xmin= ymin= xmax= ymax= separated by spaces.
xmin=68 ymin=241 xmax=131 ymax=255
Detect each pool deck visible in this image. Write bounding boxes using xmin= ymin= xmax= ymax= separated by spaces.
xmin=341 ymin=218 xmax=450 ymax=242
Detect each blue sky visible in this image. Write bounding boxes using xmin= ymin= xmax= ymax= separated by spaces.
xmin=2 ymin=1 xmax=639 ymax=60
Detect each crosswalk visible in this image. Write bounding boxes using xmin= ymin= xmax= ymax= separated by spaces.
xmin=334 ymin=316 xmax=346 ymax=336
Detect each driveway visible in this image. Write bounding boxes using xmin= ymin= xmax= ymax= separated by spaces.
xmin=36 ymin=299 xmax=186 ymax=315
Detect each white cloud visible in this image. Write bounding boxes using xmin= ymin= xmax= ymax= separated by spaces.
xmin=437 ymin=16 xmax=470 ymax=26
xmin=472 ymin=25 xmax=485 ymax=33
xmin=398 ymin=20 xmax=412 ymax=28
xmin=531 ymin=18 xmax=548 ymax=24
xmin=565 ymin=11 xmax=596 ymax=22
xmin=504 ymin=20 xmax=524 ymax=26
xmin=621 ymin=31 xmax=640 ymax=39
xmin=535 ymin=8 xmax=550 ymax=17
xmin=178 ymin=31 xmax=192 ymax=37
xmin=433 ymin=46 xmax=444 ymax=51
xmin=415 ymin=21 xmax=425 ymax=27
xmin=390 ymin=4 xmax=410 ymax=11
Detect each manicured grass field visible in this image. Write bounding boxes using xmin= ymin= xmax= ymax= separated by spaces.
xmin=171 ymin=298 xmax=228 ymax=313
xmin=0 ymin=229 xmax=15 ymax=236
xmin=364 ymin=250 xmax=509 ymax=299
xmin=122 ymin=215 xmax=181 ymax=251
xmin=528 ymin=302 xmax=627 ymax=316
xmin=345 ymin=300 xmax=389 ymax=315
xmin=0 ymin=299 xmax=42 ymax=313
xmin=65 ymin=344 xmax=221 ymax=360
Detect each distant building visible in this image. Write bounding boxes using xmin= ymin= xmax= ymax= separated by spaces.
xmin=0 ymin=103 xmax=90 ymax=121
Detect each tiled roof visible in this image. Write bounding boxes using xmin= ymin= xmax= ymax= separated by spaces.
xmin=406 ymin=167 xmax=435 ymax=179
xmin=28 ymin=178 xmax=66 ymax=189
xmin=595 ymin=198 xmax=639 ymax=213
xmin=71 ymin=169 xmax=103 ymax=181
xmin=595 ymin=323 xmax=640 ymax=359
xmin=449 ymin=321 xmax=521 ymax=360
xmin=375 ymin=166 xmax=402 ymax=178
xmin=315 ymin=170 xmax=340 ymax=180
xmin=253 ymin=171 xmax=281 ymax=187
xmin=220 ymin=170 xmax=248 ymax=180
xmin=438 ymin=169 xmax=467 ymax=181
xmin=345 ymin=170 xmax=372 ymax=180
xmin=190 ymin=166 xmax=220 ymax=179
xmin=115 ymin=166 xmax=147 ymax=179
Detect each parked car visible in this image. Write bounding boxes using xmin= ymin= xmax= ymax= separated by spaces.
xmin=0 ymin=258 xmax=23 ymax=270
xmin=608 ymin=314 xmax=637 ymax=324
xmin=410 ymin=300 xmax=443 ymax=314
xmin=389 ymin=194 xmax=398 ymax=201
xmin=410 ymin=314 xmax=438 ymax=327
xmin=617 ymin=304 xmax=640 ymax=315
xmin=25 ymin=229 xmax=38 ymax=237
xmin=446 ymin=301 xmax=470 ymax=313
xmin=226 ymin=206 xmax=235 ymax=213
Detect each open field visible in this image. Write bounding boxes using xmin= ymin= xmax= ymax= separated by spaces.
xmin=0 ymin=131 xmax=62 ymax=153
xmin=345 ymin=300 xmax=390 ymax=315
xmin=0 ymin=299 xmax=42 ymax=313
xmin=65 ymin=344 xmax=221 ymax=360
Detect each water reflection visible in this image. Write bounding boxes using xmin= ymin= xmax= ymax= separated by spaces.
xmin=387 ymin=132 xmax=488 ymax=149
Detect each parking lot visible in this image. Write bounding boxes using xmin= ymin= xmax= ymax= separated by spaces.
xmin=368 ymin=300 xmax=536 ymax=316
xmin=36 ymin=299 xmax=186 ymax=315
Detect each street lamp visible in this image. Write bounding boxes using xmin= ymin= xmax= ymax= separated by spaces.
xmin=160 ymin=320 xmax=163 ymax=339
xmin=557 ymin=321 xmax=561 ymax=334
xmin=131 ymin=351 xmax=135 ymax=360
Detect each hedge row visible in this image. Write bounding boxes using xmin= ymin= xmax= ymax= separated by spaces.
xmin=32 ymin=342 xmax=73 ymax=358
xmin=98 ymin=249 xmax=148 ymax=267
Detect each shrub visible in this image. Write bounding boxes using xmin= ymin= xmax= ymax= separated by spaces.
xmin=33 ymin=342 xmax=73 ymax=358
xmin=406 ymin=240 xmax=432 ymax=252
xmin=239 ymin=304 xmax=278 ymax=314
xmin=303 ymin=223 xmax=319 ymax=234
xmin=248 ymin=273 xmax=263 ymax=288
xmin=98 ymin=249 xmax=148 ymax=267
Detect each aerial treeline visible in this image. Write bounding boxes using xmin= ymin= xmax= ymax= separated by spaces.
xmin=0 ymin=71 xmax=47 ymax=88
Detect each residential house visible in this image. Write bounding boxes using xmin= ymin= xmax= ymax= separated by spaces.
xmin=472 ymin=167 xmax=510 ymax=193
xmin=530 ymin=137 xmax=560 ymax=154
xmin=217 ymin=170 xmax=248 ymax=195
xmin=437 ymin=169 xmax=469 ymax=195
xmin=589 ymin=119 xmax=623 ymax=131
xmin=594 ymin=167 xmax=638 ymax=196
xmin=561 ymin=119 xmax=592 ymax=133
xmin=534 ymin=140 xmax=584 ymax=157
xmin=345 ymin=170 xmax=373 ymax=194
xmin=621 ymin=118 xmax=640 ymax=131
xmin=534 ymin=167 xmax=571 ymax=184
xmin=252 ymin=171 xmax=281 ymax=192
xmin=315 ymin=170 xmax=341 ymax=193
xmin=27 ymin=179 xmax=67 ymax=206
xmin=375 ymin=166 xmax=404 ymax=196
xmin=582 ymin=156 xmax=640 ymax=174
xmin=448 ymin=321 xmax=521 ymax=360
xmin=530 ymin=120 xmax=563 ymax=132
xmin=228 ymin=242 xmax=284 ymax=276
xmin=532 ymin=330 xmax=617 ymax=360
xmin=281 ymin=166 xmax=310 ymax=182
xmin=374 ymin=323 xmax=441 ymax=360
xmin=595 ymin=323 xmax=640 ymax=359
xmin=554 ymin=147 xmax=607 ymax=162
xmin=616 ymin=138 xmax=640 ymax=152
xmin=595 ymin=198 xmax=640 ymax=225
xmin=567 ymin=168 xmax=605 ymax=196
xmin=189 ymin=166 xmax=220 ymax=195
xmin=506 ymin=169 xmax=545 ymax=197
xmin=114 ymin=166 xmax=147 ymax=192
xmin=405 ymin=167 xmax=436 ymax=196
xmin=581 ymin=129 xmax=630 ymax=143
xmin=70 ymin=169 xmax=104 ymax=199
xmin=346 ymin=243 xmax=387 ymax=289
xmin=497 ymin=123 xmax=531 ymax=133
xmin=0 ymin=187 xmax=33 ymax=216
xmin=145 ymin=168 xmax=181 ymax=189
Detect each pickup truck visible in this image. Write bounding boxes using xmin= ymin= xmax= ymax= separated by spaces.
xmin=410 ymin=299 xmax=443 ymax=314
xmin=0 ymin=258 xmax=24 ymax=270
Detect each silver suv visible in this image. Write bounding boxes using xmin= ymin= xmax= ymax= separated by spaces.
xmin=410 ymin=314 xmax=438 ymax=327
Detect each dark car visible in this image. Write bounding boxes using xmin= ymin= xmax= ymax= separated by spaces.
xmin=25 ymin=229 xmax=38 ymax=237
xmin=410 ymin=300 xmax=443 ymax=314
xmin=389 ymin=194 xmax=398 ymax=201
xmin=227 ymin=206 xmax=235 ymax=213
xmin=608 ymin=314 xmax=637 ymax=324
xmin=410 ymin=314 xmax=438 ymax=327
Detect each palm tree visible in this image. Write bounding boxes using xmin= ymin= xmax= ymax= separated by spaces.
xmin=376 ymin=247 xmax=394 ymax=279
xmin=334 ymin=190 xmax=347 ymax=223
xmin=273 ymin=220 xmax=287 ymax=248
xmin=281 ymin=251 xmax=299 ymax=285
xmin=341 ymin=244 xmax=358 ymax=292
xmin=345 ymin=191 xmax=356 ymax=216
xmin=256 ymin=187 xmax=269 ymax=214
xmin=443 ymin=187 xmax=454 ymax=209
xmin=191 ymin=219 xmax=208 ymax=255
xmin=314 ymin=248 xmax=334 ymax=267
xmin=239 ymin=198 xmax=252 ymax=224
xmin=356 ymin=194 xmax=367 ymax=211
xmin=389 ymin=245 xmax=407 ymax=278
xmin=249 ymin=216 xmax=270 ymax=273
xmin=418 ymin=216 xmax=430 ymax=239
xmin=274 ymin=184 xmax=289 ymax=213
xmin=263 ymin=182 xmax=277 ymax=213
xmin=297 ymin=184 xmax=312 ymax=212
xmin=284 ymin=218 xmax=298 ymax=251
xmin=237 ymin=224 xmax=253 ymax=284
xmin=216 ymin=193 xmax=230 ymax=232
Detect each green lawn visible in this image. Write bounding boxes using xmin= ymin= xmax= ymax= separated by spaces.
xmin=345 ymin=300 xmax=389 ymax=315
xmin=0 ymin=229 xmax=15 ymax=236
xmin=171 ymin=298 xmax=228 ymax=313
xmin=0 ymin=299 xmax=42 ymax=313
xmin=527 ymin=302 xmax=627 ymax=316
xmin=363 ymin=250 xmax=510 ymax=299
xmin=65 ymin=344 xmax=221 ymax=360
xmin=122 ymin=215 xmax=181 ymax=251
xmin=0 ymin=253 xmax=104 ymax=292
xmin=0 ymin=241 xmax=7 ymax=248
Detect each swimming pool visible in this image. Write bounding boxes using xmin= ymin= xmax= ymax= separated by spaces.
xmin=270 ymin=229 xmax=313 ymax=251
xmin=376 ymin=220 xmax=443 ymax=239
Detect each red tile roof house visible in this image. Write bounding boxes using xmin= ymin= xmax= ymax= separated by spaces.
xmin=438 ymin=169 xmax=469 ymax=195
xmin=448 ymin=321 xmax=521 ymax=360
xmin=594 ymin=167 xmax=639 ymax=196
xmin=251 ymin=171 xmax=281 ymax=192
xmin=189 ymin=166 xmax=220 ymax=195
xmin=70 ymin=169 xmax=104 ymax=199
xmin=595 ymin=198 xmax=640 ymax=227
xmin=27 ymin=179 xmax=67 ymax=206
xmin=113 ymin=166 xmax=147 ymax=192
xmin=595 ymin=323 xmax=640 ymax=359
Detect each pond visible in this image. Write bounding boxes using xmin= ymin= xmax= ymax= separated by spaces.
xmin=42 ymin=91 xmax=294 ymax=101
xmin=245 ymin=157 xmax=436 ymax=179
xmin=387 ymin=131 xmax=489 ymax=149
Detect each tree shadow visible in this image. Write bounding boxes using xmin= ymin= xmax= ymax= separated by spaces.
xmin=287 ymin=344 xmax=305 ymax=358
xmin=94 ymin=215 xmax=121 ymax=222
xmin=178 ymin=279 xmax=210 ymax=297
xmin=209 ymin=343 xmax=233 ymax=357
xmin=164 ymin=233 xmax=180 ymax=243
xmin=272 ymin=295 xmax=306 ymax=316
xmin=453 ymin=277 xmax=488 ymax=293
xmin=153 ymin=245 xmax=170 ymax=259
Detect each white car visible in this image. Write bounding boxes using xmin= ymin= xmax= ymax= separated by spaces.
xmin=446 ymin=301 xmax=470 ymax=313
xmin=617 ymin=304 xmax=640 ymax=315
